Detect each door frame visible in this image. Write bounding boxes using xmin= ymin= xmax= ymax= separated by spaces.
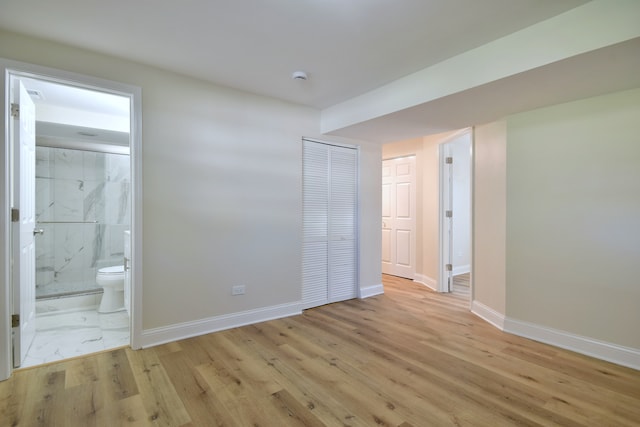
xmin=0 ymin=58 xmax=143 ymax=380
xmin=437 ymin=128 xmax=472 ymax=294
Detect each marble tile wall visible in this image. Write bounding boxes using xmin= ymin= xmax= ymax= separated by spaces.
xmin=35 ymin=146 xmax=130 ymax=298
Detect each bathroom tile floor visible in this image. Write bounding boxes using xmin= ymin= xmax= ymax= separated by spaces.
xmin=21 ymin=308 xmax=130 ymax=368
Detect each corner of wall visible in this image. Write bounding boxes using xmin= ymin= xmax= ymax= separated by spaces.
xmin=471 ymin=121 xmax=507 ymax=316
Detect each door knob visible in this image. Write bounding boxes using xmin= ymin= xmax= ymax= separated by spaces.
xmin=33 ymin=228 xmax=44 ymax=236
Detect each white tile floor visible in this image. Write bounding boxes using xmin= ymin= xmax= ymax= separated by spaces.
xmin=22 ymin=303 xmax=130 ymax=368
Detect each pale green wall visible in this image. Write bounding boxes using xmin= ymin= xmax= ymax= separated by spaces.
xmin=0 ymin=30 xmax=382 ymax=332
xmin=506 ymin=88 xmax=640 ymax=348
xmin=473 ymin=121 xmax=507 ymax=314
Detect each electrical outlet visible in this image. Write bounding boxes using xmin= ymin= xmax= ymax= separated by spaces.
xmin=231 ymin=285 xmax=245 ymax=296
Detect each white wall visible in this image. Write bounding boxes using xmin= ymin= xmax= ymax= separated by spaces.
xmin=472 ymin=90 xmax=640 ymax=367
xmin=419 ymin=134 xmax=442 ymax=285
xmin=506 ymin=88 xmax=640 ymax=349
xmin=0 ymin=30 xmax=382 ymax=342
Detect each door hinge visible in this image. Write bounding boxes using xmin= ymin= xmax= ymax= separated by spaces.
xmin=11 ymin=314 xmax=19 ymax=328
xmin=445 ymin=156 xmax=453 ymax=164
xmin=10 ymin=103 xmax=19 ymax=119
xmin=446 ymin=264 xmax=453 ymax=272
xmin=445 ymin=210 xmax=453 ymax=218
xmin=11 ymin=208 xmax=19 ymax=222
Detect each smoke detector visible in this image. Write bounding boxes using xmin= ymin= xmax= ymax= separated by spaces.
xmin=292 ymin=71 xmax=308 ymax=81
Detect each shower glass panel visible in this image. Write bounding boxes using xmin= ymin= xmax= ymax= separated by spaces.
xmin=35 ymin=146 xmax=130 ymax=299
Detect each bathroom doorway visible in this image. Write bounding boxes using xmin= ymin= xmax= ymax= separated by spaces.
xmin=439 ymin=130 xmax=472 ymax=296
xmin=0 ymin=60 xmax=142 ymax=378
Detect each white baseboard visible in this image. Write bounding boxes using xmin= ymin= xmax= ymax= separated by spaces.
xmin=414 ymin=274 xmax=437 ymax=291
xmin=360 ymin=283 xmax=384 ymax=298
xmin=472 ymin=299 xmax=640 ymax=370
xmin=452 ymin=264 xmax=470 ymax=276
xmin=140 ymin=301 xmax=302 ymax=348
xmin=504 ymin=317 xmax=640 ymax=371
xmin=471 ymin=300 xmax=505 ymax=330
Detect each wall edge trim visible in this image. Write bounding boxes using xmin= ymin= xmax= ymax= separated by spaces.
xmin=504 ymin=317 xmax=640 ymax=371
xmin=360 ymin=283 xmax=384 ymax=298
xmin=452 ymin=265 xmax=471 ymax=276
xmin=471 ymin=300 xmax=506 ymax=330
xmin=139 ymin=302 xmax=302 ymax=348
xmin=414 ymin=274 xmax=437 ymax=291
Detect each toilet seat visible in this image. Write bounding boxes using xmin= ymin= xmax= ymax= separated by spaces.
xmin=98 ymin=265 xmax=124 ymax=275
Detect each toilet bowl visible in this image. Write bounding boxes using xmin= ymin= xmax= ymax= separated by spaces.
xmin=96 ymin=265 xmax=125 ymax=313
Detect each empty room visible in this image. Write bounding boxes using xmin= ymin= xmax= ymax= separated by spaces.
xmin=0 ymin=1 xmax=639 ymax=426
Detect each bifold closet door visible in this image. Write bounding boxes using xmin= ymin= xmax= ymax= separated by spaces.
xmin=302 ymin=140 xmax=357 ymax=309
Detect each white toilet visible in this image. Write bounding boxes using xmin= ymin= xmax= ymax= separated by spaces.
xmin=96 ymin=265 xmax=125 ymax=313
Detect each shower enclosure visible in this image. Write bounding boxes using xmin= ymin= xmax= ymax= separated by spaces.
xmin=35 ymin=145 xmax=130 ymax=299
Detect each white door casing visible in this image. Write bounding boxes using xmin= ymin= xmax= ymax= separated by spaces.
xmin=381 ymin=156 xmax=416 ymax=279
xmin=12 ymin=80 xmax=37 ymax=367
xmin=1 ymin=59 xmax=142 ymax=381
xmin=302 ymin=139 xmax=358 ymax=309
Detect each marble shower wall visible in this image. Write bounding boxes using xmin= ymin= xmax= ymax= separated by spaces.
xmin=35 ymin=146 xmax=130 ymax=298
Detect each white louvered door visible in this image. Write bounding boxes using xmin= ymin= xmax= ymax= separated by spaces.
xmin=302 ymin=140 xmax=357 ymax=309
xmin=302 ymin=141 xmax=329 ymax=308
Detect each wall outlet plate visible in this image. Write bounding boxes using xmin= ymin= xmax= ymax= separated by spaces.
xmin=231 ymin=285 xmax=245 ymax=296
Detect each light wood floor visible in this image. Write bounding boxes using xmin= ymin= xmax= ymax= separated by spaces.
xmin=2 ymin=275 xmax=639 ymax=426
xmin=452 ymin=273 xmax=470 ymax=296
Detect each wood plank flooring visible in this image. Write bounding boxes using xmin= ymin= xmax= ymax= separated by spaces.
xmin=2 ymin=274 xmax=639 ymax=426
xmin=452 ymin=273 xmax=470 ymax=296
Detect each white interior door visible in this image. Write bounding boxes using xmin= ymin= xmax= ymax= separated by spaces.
xmin=381 ymin=156 xmax=416 ymax=279
xmin=302 ymin=140 xmax=357 ymax=309
xmin=302 ymin=141 xmax=329 ymax=308
xmin=328 ymin=148 xmax=357 ymax=303
xmin=12 ymin=80 xmax=37 ymax=367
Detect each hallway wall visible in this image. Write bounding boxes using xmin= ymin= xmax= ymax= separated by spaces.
xmin=506 ymin=88 xmax=640 ymax=349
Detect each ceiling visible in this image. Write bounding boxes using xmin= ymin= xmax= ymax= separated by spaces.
xmin=330 ymin=37 xmax=640 ymax=142
xmin=4 ymin=0 xmax=637 ymax=144
xmin=0 ymin=0 xmax=590 ymax=110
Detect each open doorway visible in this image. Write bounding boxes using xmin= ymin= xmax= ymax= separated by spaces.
xmin=381 ymin=130 xmax=471 ymax=298
xmin=1 ymin=60 xmax=142 ymax=379
xmin=439 ymin=130 xmax=472 ymax=297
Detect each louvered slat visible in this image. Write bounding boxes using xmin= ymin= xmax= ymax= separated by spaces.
xmin=302 ymin=140 xmax=357 ymax=309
